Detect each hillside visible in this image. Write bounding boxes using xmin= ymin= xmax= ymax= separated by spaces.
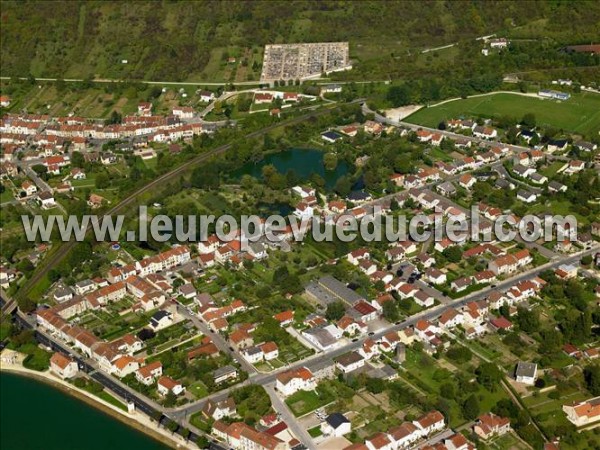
xmin=2 ymin=1 xmax=600 ymax=82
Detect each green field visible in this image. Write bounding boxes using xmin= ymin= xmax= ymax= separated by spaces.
xmin=405 ymin=92 xmax=600 ymax=136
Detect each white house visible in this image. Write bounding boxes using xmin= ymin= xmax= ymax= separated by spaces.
xmin=321 ymin=413 xmax=351 ymax=437
xmin=563 ymin=397 xmax=600 ymax=427
xmin=112 ymin=355 xmax=140 ymax=378
xmin=413 ymin=410 xmax=445 ymax=436
xmin=50 ymin=352 xmax=78 ymax=379
xmin=335 ymin=351 xmax=365 ymax=374
xmin=157 ymin=376 xmax=185 ymax=396
xmin=136 ymin=361 xmax=163 ymax=385
xmin=517 ymin=190 xmax=537 ymax=203
xmin=275 ymin=367 xmax=316 ymax=397
xmin=294 ymin=202 xmax=314 ymax=219
xmin=515 ymin=362 xmax=537 ymax=385
xmin=202 ymin=398 xmax=236 ymax=421
xmin=172 ymin=106 xmax=195 ymax=119
xmin=198 ymin=90 xmax=215 ymax=103
xmin=150 ymin=310 xmax=173 ymax=331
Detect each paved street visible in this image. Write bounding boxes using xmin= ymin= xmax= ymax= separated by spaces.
xmin=175 ymin=303 xmax=257 ymax=374
xmin=265 ymin=384 xmax=317 ymax=450
xmin=170 ymin=247 xmax=598 ymax=421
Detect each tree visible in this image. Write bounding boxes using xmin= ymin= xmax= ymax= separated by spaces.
xmin=584 ymin=365 xmax=600 ymax=396
xmin=107 ymin=110 xmax=122 ymax=125
xmin=323 ymin=153 xmax=338 ymax=171
xmin=440 ymin=382 xmax=456 ymax=400
xmin=334 ymin=176 xmax=352 ymax=197
xmin=196 ymin=435 xmax=209 ymax=449
xmin=442 ymin=246 xmax=462 ymax=263
xmin=462 ymin=394 xmax=480 ymax=420
xmin=386 ymin=84 xmax=411 ymax=107
xmin=326 ymin=301 xmax=346 ymax=321
xmin=366 ymin=378 xmax=385 ymax=394
xmin=538 ymin=328 xmax=562 ymax=354
xmin=190 ymin=165 xmax=219 ymax=190
xmin=446 ymin=346 xmax=472 ymax=364
xmin=166 ymin=418 xmax=178 ymax=432
xmin=476 ymin=362 xmax=503 ymax=391
xmin=516 ymin=306 xmax=539 ymax=333
xmin=95 ymin=172 xmax=110 ymax=189
xmin=382 ymin=300 xmax=400 ymax=322
xmin=521 ymin=113 xmax=536 ymax=129
xmin=31 ymin=164 xmax=48 ymax=177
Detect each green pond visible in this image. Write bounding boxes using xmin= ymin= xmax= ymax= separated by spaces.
xmin=231 ymin=148 xmax=352 ymax=189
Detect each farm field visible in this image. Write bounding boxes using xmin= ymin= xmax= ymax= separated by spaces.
xmin=404 ymin=92 xmax=600 ymax=136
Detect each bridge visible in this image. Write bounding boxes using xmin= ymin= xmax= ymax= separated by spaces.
xmin=0 ymin=289 xmax=18 ymax=317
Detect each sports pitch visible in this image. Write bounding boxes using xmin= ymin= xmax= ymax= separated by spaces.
xmin=404 ymin=92 xmax=600 ymax=136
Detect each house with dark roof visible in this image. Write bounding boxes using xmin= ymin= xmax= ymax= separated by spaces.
xmin=150 ymin=310 xmax=173 ymax=331
xmin=515 ymin=361 xmax=538 ymax=385
xmin=213 ymin=365 xmax=238 ymax=384
xmin=321 ymin=412 xmax=351 ymax=437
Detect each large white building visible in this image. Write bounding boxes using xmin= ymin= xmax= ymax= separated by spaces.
xmin=275 ymin=367 xmax=316 ymax=397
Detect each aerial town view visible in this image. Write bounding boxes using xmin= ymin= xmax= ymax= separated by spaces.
xmin=1 ymin=1 xmax=600 ymax=450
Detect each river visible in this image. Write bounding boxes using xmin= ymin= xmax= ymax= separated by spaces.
xmin=0 ymin=372 xmax=171 ymax=450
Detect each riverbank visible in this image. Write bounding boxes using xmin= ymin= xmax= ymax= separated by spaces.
xmin=0 ymin=354 xmax=193 ymax=449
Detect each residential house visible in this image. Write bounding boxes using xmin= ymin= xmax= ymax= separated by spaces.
xmin=473 ymin=413 xmax=510 ymax=440
xmin=136 ymin=361 xmax=163 ymax=385
xmin=275 ymin=367 xmax=316 ymax=397
xmin=213 ymin=365 xmax=238 ymax=384
xmin=50 ymin=352 xmax=78 ymax=379
xmin=563 ymin=397 xmax=600 ymax=427
xmin=202 ymin=398 xmax=236 ymax=421
xmin=515 ymin=361 xmax=538 ymax=385
xmin=157 ymin=376 xmax=185 ymax=396
xmin=335 ymin=351 xmax=365 ymax=374
xmin=321 ymin=413 xmax=351 ymax=437
xmin=413 ymin=410 xmax=445 ymax=436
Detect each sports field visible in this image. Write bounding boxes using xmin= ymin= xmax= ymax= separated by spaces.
xmin=404 ymin=92 xmax=600 ymax=136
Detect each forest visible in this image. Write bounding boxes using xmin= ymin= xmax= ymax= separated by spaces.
xmin=2 ymin=1 xmax=599 ymax=82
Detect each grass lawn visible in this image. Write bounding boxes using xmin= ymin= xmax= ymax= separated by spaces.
xmin=426 ymin=146 xmax=454 ymax=162
xmin=461 ymin=338 xmax=503 ymax=361
xmin=402 ymin=348 xmax=443 ymax=393
xmin=27 ymin=274 xmax=52 ymax=301
xmin=189 ymin=381 xmax=209 ymax=399
xmin=189 ymin=412 xmax=212 ymax=433
xmin=488 ymin=432 xmax=530 ymax=450
xmin=96 ymin=391 xmax=127 ymax=411
xmin=285 ymin=389 xmax=334 ymax=417
xmin=540 ymin=161 xmax=566 ymax=178
xmin=405 ymin=92 xmax=600 ymax=136
xmin=529 ymin=199 xmax=590 ymax=225
xmin=308 ymin=426 xmax=323 ymax=438
xmin=0 ymin=189 xmax=15 ymax=203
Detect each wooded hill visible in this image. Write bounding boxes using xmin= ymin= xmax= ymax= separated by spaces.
xmin=1 ymin=1 xmax=599 ymax=82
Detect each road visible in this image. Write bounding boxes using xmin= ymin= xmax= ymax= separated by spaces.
xmin=5 ymin=246 xmax=595 ymax=448
xmin=5 ymin=305 xmax=226 ymax=450
xmin=265 ymin=384 xmax=316 ymax=450
xmin=0 ymin=75 xmax=263 ymax=87
xmin=361 ymin=103 xmax=534 ymax=156
xmin=16 ymin=99 xmax=363 ymax=302
xmin=175 ymin=303 xmax=257 ymax=374
xmin=169 ymin=247 xmax=597 ymax=420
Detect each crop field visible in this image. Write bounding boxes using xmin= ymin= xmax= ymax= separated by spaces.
xmin=405 ymin=92 xmax=600 ymax=136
